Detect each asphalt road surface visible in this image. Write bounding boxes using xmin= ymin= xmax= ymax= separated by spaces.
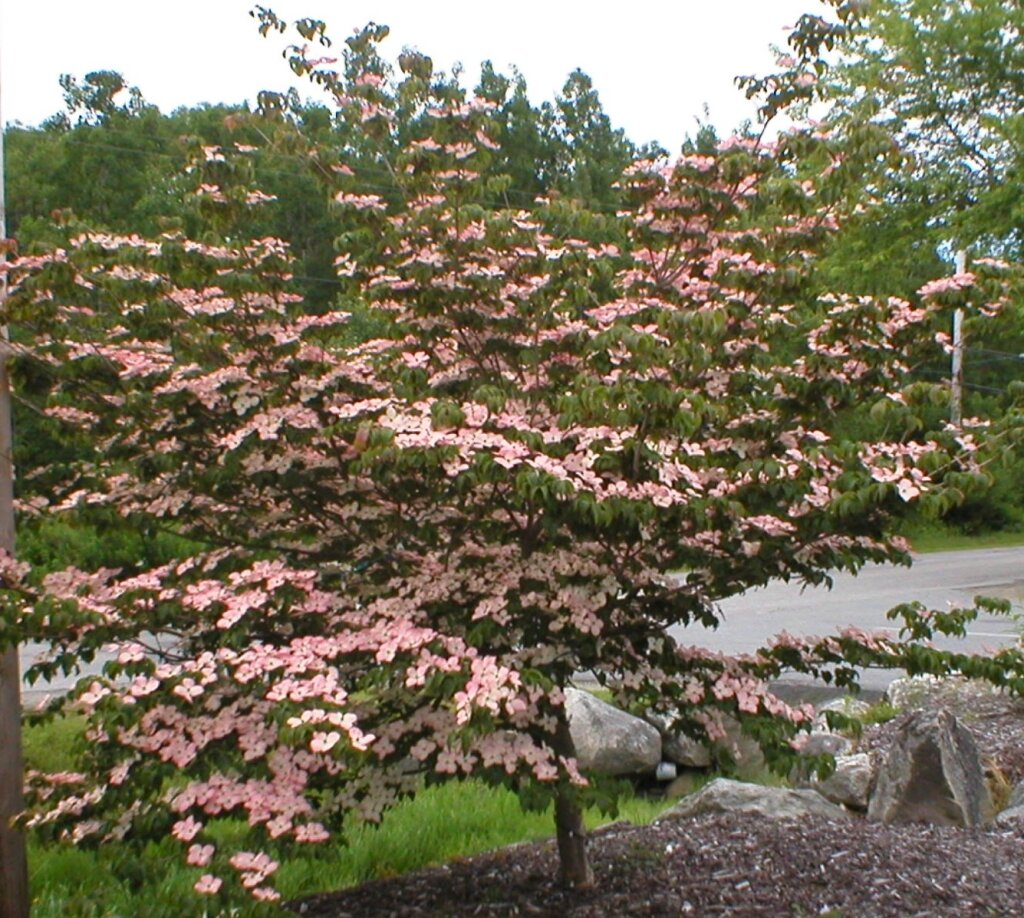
xmin=16 ymin=546 xmax=1024 ymax=705
xmin=669 ymin=546 xmax=1024 ymax=694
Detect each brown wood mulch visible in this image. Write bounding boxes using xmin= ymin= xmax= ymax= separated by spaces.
xmin=290 ymin=813 xmax=1024 ymax=917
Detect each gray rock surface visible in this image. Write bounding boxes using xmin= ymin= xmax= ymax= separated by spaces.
xmin=798 ymin=732 xmax=852 ymax=758
xmin=995 ymin=804 xmax=1024 ymax=826
xmin=662 ymin=777 xmax=849 ymax=822
xmin=883 ymin=675 xmax=1002 ymax=714
xmin=565 ymin=688 xmax=661 ymax=776
xmin=811 ymin=753 xmax=873 ymax=810
xmin=995 ymin=781 xmax=1024 ymax=825
xmin=664 ymin=771 xmax=708 ymax=801
xmin=867 ymin=708 xmax=990 ymax=827
xmin=815 ymin=696 xmax=872 ymax=731
xmin=645 ymin=712 xmax=712 ymax=768
xmin=714 ymin=716 xmax=766 ymax=778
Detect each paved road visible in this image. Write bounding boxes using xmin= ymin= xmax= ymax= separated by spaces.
xmin=16 ymin=547 xmax=1024 ymax=705
xmin=668 ymin=546 xmax=1024 ymax=694
xmin=19 ymin=643 xmax=121 ymax=709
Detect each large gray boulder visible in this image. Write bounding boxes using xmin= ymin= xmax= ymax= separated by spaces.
xmin=714 ymin=716 xmax=766 ymax=778
xmin=565 ymin=688 xmax=661 ymax=776
xmin=645 ymin=712 xmax=712 ymax=768
xmin=810 ymin=753 xmax=873 ymax=810
xmin=867 ymin=708 xmax=990 ymax=827
xmin=661 ymin=777 xmax=849 ymax=822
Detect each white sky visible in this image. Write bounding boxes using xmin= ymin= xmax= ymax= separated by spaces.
xmin=1 ymin=1 xmax=820 ymax=151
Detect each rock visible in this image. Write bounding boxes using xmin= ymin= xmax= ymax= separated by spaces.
xmin=995 ymin=804 xmax=1024 ymax=826
xmin=661 ymin=777 xmax=849 ymax=822
xmin=991 ymin=807 xmax=1024 ymax=827
xmin=867 ymin=708 xmax=990 ymax=827
xmin=994 ymin=781 xmax=1024 ymax=825
xmin=646 ymin=711 xmax=762 ymax=776
xmin=645 ymin=712 xmax=712 ymax=768
xmin=790 ymin=732 xmax=853 ymax=788
xmin=883 ymin=675 xmax=947 ymax=710
xmin=714 ymin=716 xmax=766 ymax=779
xmin=664 ymin=771 xmax=707 ymax=801
xmin=565 ymin=688 xmax=661 ymax=776
xmin=884 ymin=675 xmax=1005 ymax=715
xmin=666 ymin=733 xmax=712 ymax=769
xmin=811 ymin=753 xmax=873 ymax=810
xmin=815 ymin=696 xmax=872 ymax=731
xmin=798 ymin=732 xmax=852 ymax=758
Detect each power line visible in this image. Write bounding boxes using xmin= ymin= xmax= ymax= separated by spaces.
xmin=913 ymin=366 xmax=1015 ymax=396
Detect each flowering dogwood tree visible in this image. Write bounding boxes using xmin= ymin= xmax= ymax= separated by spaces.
xmin=3 ymin=15 xmax=1024 ymax=907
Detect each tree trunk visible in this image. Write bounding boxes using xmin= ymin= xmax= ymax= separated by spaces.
xmin=0 ymin=647 xmax=29 ymax=918
xmin=552 ymin=710 xmax=594 ymax=888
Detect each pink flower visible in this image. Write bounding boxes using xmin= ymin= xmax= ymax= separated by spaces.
xmin=897 ymin=478 xmax=921 ymax=501
xmin=193 ymin=874 xmax=222 ymax=895
xmin=917 ymin=273 xmax=975 ymax=298
xmin=310 ymin=731 xmax=341 ymax=753
xmin=172 ymin=816 xmax=203 ymax=842
xmin=295 ymin=822 xmax=330 ymax=843
xmin=187 ymin=843 xmax=215 ymax=867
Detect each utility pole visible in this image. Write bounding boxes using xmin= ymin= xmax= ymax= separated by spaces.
xmin=950 ymin=249 xmax=967 ymax=429
xmin=0 ymin=41 xmax=30 ymax=918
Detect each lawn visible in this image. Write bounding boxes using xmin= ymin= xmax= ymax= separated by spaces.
xmin=901 ymin=522 xmax=1024 ymax=554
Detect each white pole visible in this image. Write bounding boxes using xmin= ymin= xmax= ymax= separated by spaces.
xmin=951 ymin=249 xmax=966 ymax=429
xmin=0 ymin=36 xmax=30 ymax=918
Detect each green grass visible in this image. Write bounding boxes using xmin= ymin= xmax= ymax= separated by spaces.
xmin=21 ymin=714 xmax=86 ymax=774
xmin=901 ymin=523 xmax=1024 ymax=554
xmin=22 ymin=715 xmax=673 ymax=917
xmin=29 ymin=837 xmax=212 ymax=918
xmin=858 ymin=699 xmax=898 ymax=726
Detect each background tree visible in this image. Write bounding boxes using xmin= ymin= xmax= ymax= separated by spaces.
xmin=744 ymin=0 xmax=1024 ymax=531
xmin=819 ymin=0 xmax=1024 ymax=429
xmin=823 ymin=0 xmax=1024 ymax=258
xmin=542 ymin=69 xmax=640 ymax=209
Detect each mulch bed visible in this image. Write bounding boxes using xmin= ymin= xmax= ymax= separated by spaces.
xmin=290 ymin=813 xmax=1024 ymax=916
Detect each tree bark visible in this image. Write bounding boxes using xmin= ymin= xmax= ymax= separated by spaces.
xmin=0 ymin=648 xmax=29 ymax=918
xmin=552 ymin=709 xmax=594 ymax=888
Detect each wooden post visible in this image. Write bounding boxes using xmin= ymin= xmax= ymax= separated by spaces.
xmin=0 ymin=48 xmax=30 ymax=918
xmin=951 ymin=249 xmax=966 ymax=429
